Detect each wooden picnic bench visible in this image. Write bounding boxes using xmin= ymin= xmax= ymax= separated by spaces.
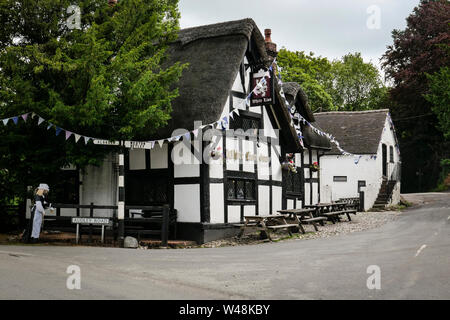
xmin=277 ymin=208 xmax=326 ymax=232
xmin=336 ymin=197 xmax=360 ymax=211
xmin=235 ymin=215 xmax=298 ymax=241
xmin=305 ymin=202 xmax=358 ymax=224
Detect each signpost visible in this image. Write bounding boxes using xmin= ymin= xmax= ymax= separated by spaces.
xmin=71 ymin=217 xmax=111 ymax=244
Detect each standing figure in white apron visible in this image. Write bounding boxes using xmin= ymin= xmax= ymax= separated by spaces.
xmin=23 ymin=184 xmax=50 ymax=243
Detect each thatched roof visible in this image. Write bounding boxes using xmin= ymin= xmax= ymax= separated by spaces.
xmin=282 ymin=82 xmax=331 ymax=150
xmin=153 ymin=19 xmax=265 ymax=137
xmin=150 ymin=18 xmax=300 ymax=151
xmin=314 ymin=109 xmax=390 ymax=155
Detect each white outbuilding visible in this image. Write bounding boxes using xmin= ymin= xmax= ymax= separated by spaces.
xmin=314 ymin=109 xmax=401 ymax=211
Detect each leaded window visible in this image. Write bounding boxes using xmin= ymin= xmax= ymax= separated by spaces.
xmin=227 ymin=178 xmax=256 ymax=201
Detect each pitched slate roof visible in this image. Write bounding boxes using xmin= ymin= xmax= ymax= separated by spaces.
xmin=313 ymin=109 xmax=390 ymax=155
xmin=282 ymin=82 xmax=331 ymax=150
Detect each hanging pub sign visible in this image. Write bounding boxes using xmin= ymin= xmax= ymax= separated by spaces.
xmin=250 ymin=69 xmax=274 ymax=106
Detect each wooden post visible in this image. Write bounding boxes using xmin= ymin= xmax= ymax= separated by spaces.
xmin=359 ymin=191 xmax=364 ymax=212
xmin=89 ymin=202 xmax=94 ymax=243
xmin=118 ymin=145 xmax=125 ymax=247
xmin=76 ymin=224 xmax=80 ymax=244
xmin=161 ymin=205 xmax=169 ymax=247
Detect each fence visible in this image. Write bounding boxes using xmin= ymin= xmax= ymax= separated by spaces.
xmin=47 ymin=203 xmax=171 ymax=246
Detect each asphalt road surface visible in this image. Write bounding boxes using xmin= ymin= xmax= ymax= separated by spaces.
xmin=1 ymin=192 xmax=449 ymax=299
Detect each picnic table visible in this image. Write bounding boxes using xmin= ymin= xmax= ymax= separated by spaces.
xmin=305 ymin=202 xmax=356 ymax=223
xmin=277 ymin=208 xmax=327 ymax=232
xmin=235 ymin=215 xmax=298 ymax=241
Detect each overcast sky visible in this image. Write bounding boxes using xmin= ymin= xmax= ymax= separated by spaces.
xmin=178 ymin=0 xmax=420 ymax=70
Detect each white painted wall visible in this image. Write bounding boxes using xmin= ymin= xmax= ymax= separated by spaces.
xmin=228 ymin=205 xmax=241 ymax=223
xmin=175 ymin=184 xmax=201 ymax=222
xmin=210 ymin=183 xmax=224 ymax=223
xmin=173 ymin=140 xmax=200 ymax=178
xmin=258 ymin=185 xmax=270 ymax=215
xmin=272 ymin=186 xmax=282 ymax=212
xmin=80 ymin=152 xmax=117 ymax=217
xmin=150 ymin=143 xmax=168 ymax=169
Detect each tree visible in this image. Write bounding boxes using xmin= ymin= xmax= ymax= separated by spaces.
xmin=0 ymin=0 xmax=186 ymax=209
xmin=331 ymin=53 xmax=387 ymax=111
xmin=382 ymin=0 xmax=450 ymax=192
xmin=277 ymin=49 xmax=335 ymax=112
xmin=425 ymin=65 xmax=450 ymax=139
xmin=277 ymin=49 xmax=388 ymax=112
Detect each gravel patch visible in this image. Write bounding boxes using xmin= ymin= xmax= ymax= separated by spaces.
xmin=200 ymin=210 xmax=401 ymax=248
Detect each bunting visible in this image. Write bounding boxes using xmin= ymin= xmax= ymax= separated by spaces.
xmin=271 ymin=58 xmax=354 ymax=156
xmin=0 ymin=68 xmax=277 ymax=150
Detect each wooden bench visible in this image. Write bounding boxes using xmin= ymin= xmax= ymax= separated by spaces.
xmin=337 ymin=198 xmax=360 ymax=211
xmin=125 ymin=205 xmax=177 ymax=246
xmin=236 ymin=215 xmax=299 ymax=241
xmin=322 ymin=208 xmax=359 ymax=223
xmin=267 ymin=223 xmax=299 ymax=234
xmin=301 ymin=217 xmax=327 ymax=231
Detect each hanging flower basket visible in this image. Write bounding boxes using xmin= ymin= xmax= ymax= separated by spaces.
xmin=310 ymin=161 xmax=320 ymax=172
xmin=281 ymin=161 xmax=297 ymax=174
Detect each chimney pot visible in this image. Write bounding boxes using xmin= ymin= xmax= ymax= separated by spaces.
xmin=264 ymin=28 xmax=277 ymax=61
xmin=264 ymin=29 xmax=272 ymax=43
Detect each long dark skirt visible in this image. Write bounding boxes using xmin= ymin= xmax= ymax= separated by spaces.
xmin=21 ymin=206 xmax=36 ymax=243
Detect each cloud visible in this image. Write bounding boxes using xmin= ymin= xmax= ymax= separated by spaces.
xmin=179 ymin=0 xmax=420 ymax=67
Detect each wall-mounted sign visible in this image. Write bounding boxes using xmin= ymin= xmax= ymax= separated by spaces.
xmin=250 ymin=69 xmax=273 ymax=106
xmin=93 ymin=139 xmax=120 ymax=146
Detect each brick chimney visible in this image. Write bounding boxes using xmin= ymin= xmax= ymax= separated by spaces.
xmin=108 ymin=0 xmax=117 ymax=6
xmin=264 ymin=29 xmax=278 ymax=62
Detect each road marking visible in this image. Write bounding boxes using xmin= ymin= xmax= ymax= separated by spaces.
xmin=415 ymin=245 xmax=427 ymax=257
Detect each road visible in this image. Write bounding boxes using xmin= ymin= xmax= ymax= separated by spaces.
xmin=0 ymin=192 xmax=449 ymax=299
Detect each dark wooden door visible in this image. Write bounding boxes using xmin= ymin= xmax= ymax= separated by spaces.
xmin=382 ymin=144 xmax=387 ymax=177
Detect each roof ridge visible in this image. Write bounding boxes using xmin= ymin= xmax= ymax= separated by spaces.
xmin=179 ymin=18 xmax=254 ymax=33
xmin=314 ymin=109 xmax=389 ymax=115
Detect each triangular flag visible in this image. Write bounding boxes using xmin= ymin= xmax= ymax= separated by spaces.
xmin=157 ymin=140 xmax=164 ymax=148
xmin=38 ymin=117 xmax=45 ymax=125
xmin=193 ymin=129 xmax=199 ymax=138
xmin=12 ymin=117 xmax=18 ymax=125
xmin=55 ymin=127 xmax=62 ymax=136
xmin=65 ymin=131 xmax=73 ymax=140
xmin=234 ymin=109 xmax=240 ymax=116
xmin=229 ymin=111 xmax=234 ymax=120
xmin=21 ymin=114 xmax=29 ymax=122
xmin=184 ymin=132 xmax=191 ymax=141
xmin=150 ymin=141 xmax=156 ymax=149
xmin=75 ymin=134 xmax=81 ymax=143
xmin=84 ymin=136 xmax=91 ymax=144
xmin=2 ymin=118 xmax=9 ymax=125
xmin=47 ymin=123 xmax=53 ymax=130
xmin=222 ymin=116 xmax=228 ymax=124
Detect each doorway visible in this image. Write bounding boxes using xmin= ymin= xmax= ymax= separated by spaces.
xmin=382 ymin=144 xmax=387 ymax=177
